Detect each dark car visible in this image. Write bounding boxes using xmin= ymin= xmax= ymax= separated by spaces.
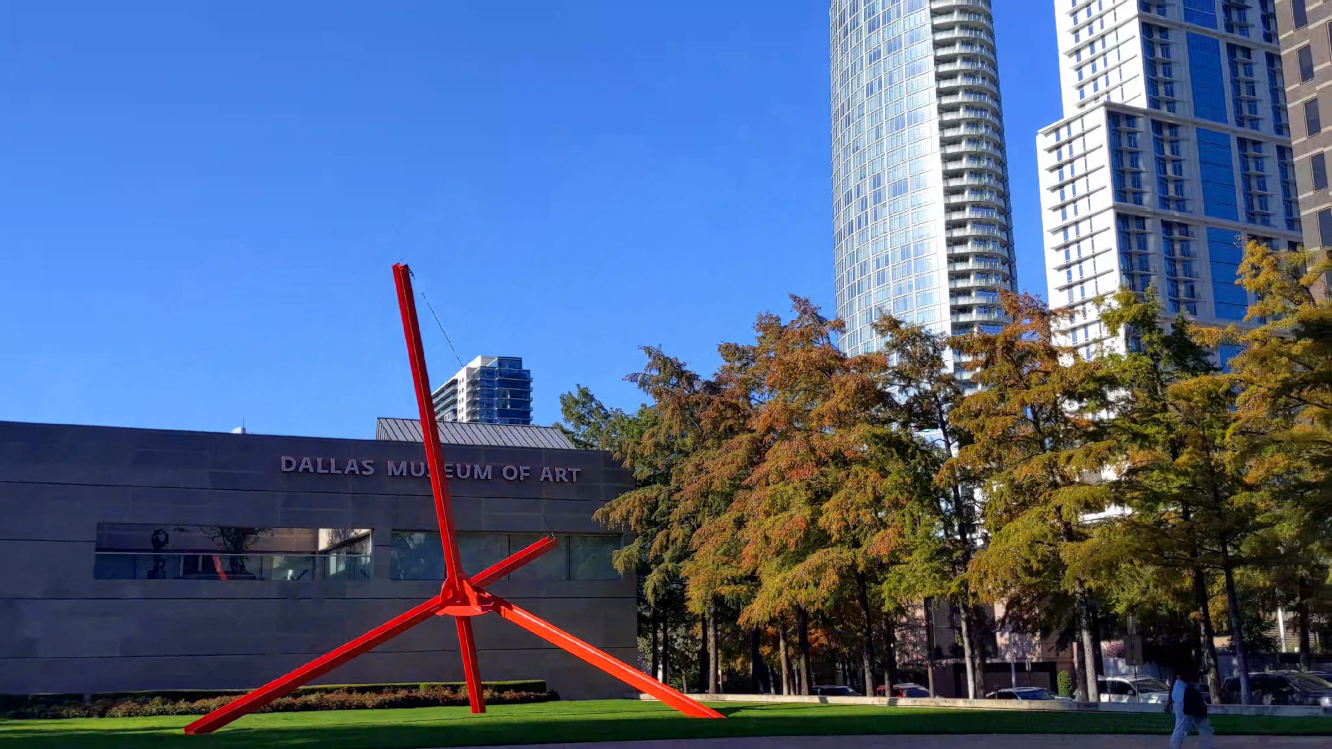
xmin=812 ymin=685 xmax=861 ymax=697
xmin=987 ymin=687 xmax=1062 ymax=701
xmin=1188 ymin=683 xmax=1214 ymax=705
xmin=1221 ymin=672 xmax=1332 ymax=706
xmin=876 ymin=683 xmax=931 ymax=698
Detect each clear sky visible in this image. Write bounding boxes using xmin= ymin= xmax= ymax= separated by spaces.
xmin=0 ymin=1 xmax=1063 ymax=438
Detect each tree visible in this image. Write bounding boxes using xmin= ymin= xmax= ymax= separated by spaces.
xmin=1224 ymin=240 xmax=1332 ymax=671
xmin=1094 ymin=286 xmax=1226 ymax=702
xmin=587 ymin=349 xmax=718 ymax=690
xmin=719 ymin=297 xmax=908 ymax=696
xmin=947 ymin=291 xmax=1116 ymax=703
xmin=873 ymin=314 xmax=991 ymax=698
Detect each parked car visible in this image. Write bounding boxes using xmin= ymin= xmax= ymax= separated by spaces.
xmin=987 ymin=687 xmax=1062 ymax=701
xmin=876 ymin=683 xmax=931 ymax=698
xmin=1222 ymin=672 xmax=1332 ymax=706
xmin=1098 ymin=676 xmax=1171 ymax=704
xmin=1188 ymin=683 xmax=1214 ymax=705
xmin=812 ymin=685 xmax=861 ymax=697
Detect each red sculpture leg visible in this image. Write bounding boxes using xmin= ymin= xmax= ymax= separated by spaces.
xmin=393 ymin=263 xmax=467 ymax=595
xmin=184 ymin=595 xmax=445 ymax=735
xmin=470 ymin=535 xmax=558 ymax=588
xmin=455 ymin=617 xmax=486 ymax=714
xmin=486 ymin=592 xmax=724 ymax=719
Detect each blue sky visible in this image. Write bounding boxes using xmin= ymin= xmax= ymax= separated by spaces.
xmin=0 ymin=1 xmax=1062 ymax=438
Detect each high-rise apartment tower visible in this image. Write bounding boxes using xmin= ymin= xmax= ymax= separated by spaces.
xmin=831 ymin=0 xmax=1018 ymax=368
xmin=431 ymin=356 xmax=533 ymax=425
xmin=1037 ymin=0 xmax=1302 ymax=358
xmin=1274 ymin=0 xmax=1332 ymax=299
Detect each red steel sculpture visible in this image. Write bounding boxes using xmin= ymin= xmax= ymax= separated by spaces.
xmin=184 ymin=264 xmax=723 ymax=734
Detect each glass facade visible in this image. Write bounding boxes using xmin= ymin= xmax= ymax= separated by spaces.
xmin=830 ymin=0 xmax=1015 ymax=358
xmin=432 ymin=356 xmax=533 ymax=425
xmin=1040 ymin=0 xmax=1301 ymax=350
xmin=1188 ymin=32 xmax=1228 ymax=123
xmin=1197 ymin=127 xmax=1239 ymax=221
xmin=1207 ymin=227 xmax=1248 ymax=320
xmin=389 ymin=531 xmax=621 ymax=581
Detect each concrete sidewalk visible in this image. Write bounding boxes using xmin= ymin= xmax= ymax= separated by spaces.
xmin=452 ymin=736 xmax=1329 ymax=749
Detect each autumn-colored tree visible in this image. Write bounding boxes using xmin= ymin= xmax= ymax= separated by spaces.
xmin=587 ymin=349 xmax=726 ymax=691
xmin=1223 ymin=240 xmax=1332 ymax=671
xmin=947 ymin=291 xmax=1116 ymax=702
xmin=872 ymin=314 xmax=989 ymax=698
xmin=1092 ymin=286 xmax=1227 ymax=702
xmin=719 ymin=297 xmax=909 ymax=696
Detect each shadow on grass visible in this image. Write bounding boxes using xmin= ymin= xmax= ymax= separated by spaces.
xmin=0 ymin=705 xmax=1328 ymax=749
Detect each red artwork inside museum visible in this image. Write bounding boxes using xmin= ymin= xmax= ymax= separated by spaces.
xmin=183 ymin=263 xmax=723 ymax=735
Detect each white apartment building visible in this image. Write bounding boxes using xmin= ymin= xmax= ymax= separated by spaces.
xmin=1037 ymin=0 xmax=1301 ymax=358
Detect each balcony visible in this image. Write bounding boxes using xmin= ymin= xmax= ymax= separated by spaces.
xmin=934 ymin=41 xmax=997 ymax=65
xmin=931 ymin=0 xmax=992 ymax=10
xmin=932 ymin=11 xmax=994 ymax=34
xmin=946 ymin=208 xmax=1008 ymax=228
xmin=936 ymin=58 xmax=998 ymax=78
xmin=948 ymin=258 xmax=1008 ymax=274
xmin=949 ymin=274 xmax=1009 ymax=291
xmin=951 ymin=309 xmax=1010 ymax=325
xmin=950 ymin=292 xmax=1003 ymax=307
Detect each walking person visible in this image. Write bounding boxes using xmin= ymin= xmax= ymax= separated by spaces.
xmin=1164 ymin=662 xmax=1214 ymax=749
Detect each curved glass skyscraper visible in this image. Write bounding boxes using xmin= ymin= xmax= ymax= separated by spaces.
xmin=831 ymin=0 xmax=1017 ymax=362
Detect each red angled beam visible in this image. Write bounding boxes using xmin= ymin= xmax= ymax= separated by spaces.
xmin=455 ymin=617 xmax=486 ymax=714
xmin=486 ymin=592 xmax=725 ymax=719
xmin=392 ymin=263 xmax=467 ymax=596
xmin=184 ymin=595 xmax=445 ymax=735
xmin=470 ymin=535 xmax=558 ymax=588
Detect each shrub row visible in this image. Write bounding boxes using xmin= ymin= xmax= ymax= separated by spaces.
xmin=1 ymin=684 xmax=555 ymax=720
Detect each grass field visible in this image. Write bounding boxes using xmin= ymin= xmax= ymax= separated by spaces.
xmin=1 ymin=700 xmax=1329 ymax=749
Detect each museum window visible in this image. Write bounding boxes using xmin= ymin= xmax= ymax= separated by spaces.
xmin=389 ymin=531 xmax=622 ymax=581
xmin=92 ymin=524 xmax=372 ymax=581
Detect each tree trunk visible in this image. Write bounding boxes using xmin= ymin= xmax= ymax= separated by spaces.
xmin=1071 ymin=637 xmax=1083 ymax=701
xmin=1192 ymin=566 xmax=1223 ymax=704
xmin=796 ymin=607 xmax=812 ymax=695
xmin=1221 ymin=553 xmax=1253 ymax=705
xmin=958 ymin=604 xmax=978 ymax=699
xmin=750 ymin=628 xmax=768 ymax=694
xmin=661 ymin=605 xmax=670 ymax=686
xmin=967 ymin=605 xmax=988 ymax=698
xmin=856 ymin=572 xmax=877 ymax=697
xmin=707 ymin=601 xmax=719 ymax=695
xmin=778 ymin=625 xmax=792 ymax=695
xmin=651 ymin=604 xmax=660 ymax=681
xmin=883 ymin=611 xmax=899 ymax=697
xmin=1090 ymin=611 xmax=1105 ymax=680
xmin=698 ymin=613 xmax=708 ymax=695
xmin=923 ymin=597 xmax=938 ymax=697
xmin=1298 ymin=580 xmax=1313 ymax=673
xmin=1075 ymin=587 xmax=1100 ymax=703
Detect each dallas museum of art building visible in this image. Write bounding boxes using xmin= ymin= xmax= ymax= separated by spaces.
xmin=0 ymin=417 xmax=636 ymax=699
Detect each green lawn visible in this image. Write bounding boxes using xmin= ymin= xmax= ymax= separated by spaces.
xmin=1 ymin=700 xmax=1328 ymax=749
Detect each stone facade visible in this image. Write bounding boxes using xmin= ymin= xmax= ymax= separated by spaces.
xmin=0 ymin=420 xmax=637 ymax=699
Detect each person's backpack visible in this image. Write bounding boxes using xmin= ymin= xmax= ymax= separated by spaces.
xmin=1182 ymin=682 xmax=1208 ymax=718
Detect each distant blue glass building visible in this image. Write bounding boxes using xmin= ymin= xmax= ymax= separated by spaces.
xmin=830 ymin=0 xmax=1019 ymax=367
xmin=1038 ymin=0 xmax=1301 ymax=358
xmin=431 ymin=356 xmax=533 ymax=425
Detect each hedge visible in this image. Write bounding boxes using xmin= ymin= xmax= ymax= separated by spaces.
xmin=0 ymin=682 xmax=554 ymax=720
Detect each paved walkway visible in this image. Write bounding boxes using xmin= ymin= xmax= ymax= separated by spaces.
xmin=454 ymin=737 xmax=1328 ymax=749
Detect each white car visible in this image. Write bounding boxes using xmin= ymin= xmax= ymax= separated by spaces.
xmin=1098 ymin=676 xmax=1171 ymax=704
